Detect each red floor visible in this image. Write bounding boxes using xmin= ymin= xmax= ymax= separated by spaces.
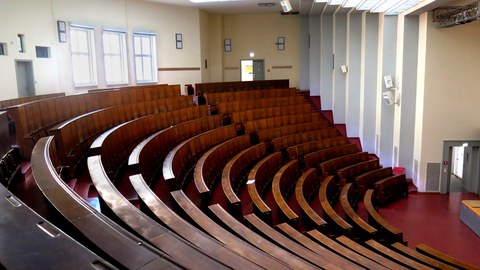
xmin=381 ymin=191 xmax=480 ymax=266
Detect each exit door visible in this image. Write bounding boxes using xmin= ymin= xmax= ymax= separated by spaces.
xmin=15 ymin=60 xmax=35 ymax=97
xmin=240 ymin=59 xmax=265 ymax=81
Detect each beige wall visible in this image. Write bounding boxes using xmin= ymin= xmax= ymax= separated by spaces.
xmin=0 ymin=0 xmax=203 ymax=97
xmin=415 ymin=15 xmax=480 ymax=191
xmin=222 ymin=13 xmax=301 ymax=88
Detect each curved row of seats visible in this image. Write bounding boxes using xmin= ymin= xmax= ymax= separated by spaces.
xmin=2 ymin=83 xmax=479 ymax=269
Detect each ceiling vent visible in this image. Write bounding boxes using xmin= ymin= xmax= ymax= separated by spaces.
xmin=258 ymin=2 xmax=276 ymax=7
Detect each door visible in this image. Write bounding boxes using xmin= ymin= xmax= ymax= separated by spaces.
xmin=252 ymin=60 xmax=264 ymax=81
xmin=15 ymin=60 xmax=35 ymax=97
xmin=441 ymin=141 xmax=480 ymax=194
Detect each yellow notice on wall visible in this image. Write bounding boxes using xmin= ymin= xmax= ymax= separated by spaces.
xmin=245 ymin=65 xmax=253 ymax=74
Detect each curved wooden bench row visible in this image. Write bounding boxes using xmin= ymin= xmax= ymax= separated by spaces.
xmin=129 ymin=174 xmax=260 ymax=270
xmin=365 ymin=239 xmax=434 ymax=269
xmin=273 ymin=127 xmax=340 ymax=152
xmin=170 ymin=190 xmax=288 ymax=270
xmin=31 ymin=137 xmax=182 ymax=270
xmin=0 ymin=183 xmax=116 ymax=270
xmin=8 ymin=84 xmax=179 ymax=158
xmin=319 ymin=152 xmax=369 ymax=178
xmin=295 ymin=168 xmax=327 ymax=228
xmin=129 ymin=115 xmax=222 ymax=184
xmin=91 ymin=106 xmax=209 ymax=181
xmin=257 ymin=120 xmax=330 ymax=142
xmin=319 ymin=176 xmax=353 ymax=234
xmin=416 ymin=243 xmax=480 ymax=270
xmin=336 ymin=235 xmax=409 ymax=270
xmin=273 ymin=159 xmax=300 ymax=223
xmin=209 ymin=204 xmax=318 ymax=269
xmin=51 ymin=95 xmax=193 ymax=170
xmin=245 ymin=214 xmax=362 ymax=270
xmin=356 ymin=167 xmax=393 ymax=198
xmin=194 ymin=134 xmax=251 ymax=206
xmin=231 ymin=104 xmax=311 ymax=124
xmin=87 ymin=156 xmax=228 ymax=270
xmin=337 ymin=159 xmax=381 ymax=186
xmin=306 ymin=230 xmax=390 ymax=269
xmin=216 ymin=95 xmax=304 ymax=115
xmin=0 ymin=92 xmax=64 ymax=110
xmin=288 ymin=136 xmax=349 ymax=160
xmin=340 ymin=183 xmax=378 ymax=238
xmin=204 ymin=87 xmax=296 ymax=105
xmin=304 ymin=143 xmax=359 ymax=171
xmin=245 ymin=113 xmax=323 ymax=132
xmin=163 ymin=125 xmax=237 ymax=190
xmin=196 ymin=79 xmax=289 ymax=95
xmin=222 ymin=142 xmax=266 ymax=216
xmin=364 ymin=189 xmax=403 ymax=243
xmin=374 ymin=174 xmax=408 ymax=206
xmin=391 ymin=242 xmax=459 ymax=270
xmin=247 ymin=151 xmax=284 ymax=222
xmin=0 ymin=146 xmax=21 ymax=189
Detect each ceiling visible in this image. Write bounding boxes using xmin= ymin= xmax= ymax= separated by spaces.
xmin=144 ymin=0 xmax=452 ymax=16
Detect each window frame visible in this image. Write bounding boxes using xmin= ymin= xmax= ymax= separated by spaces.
xmin=102 ymin=29 xmax=129 ymax=86
xmin=69 ymin=24 xmax=98 ymax=87
xmin=133 ymin=32 xmax=158 ymax=84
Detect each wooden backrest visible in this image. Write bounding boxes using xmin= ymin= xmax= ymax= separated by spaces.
xmin=197 ymin=79 xmax=289 ymax=96
xmin=319 ymin=152 xmax=369 ymax=177
xmin=337 ymin=159 xmax=381 ymax=184
xmin=304 ymin=143 xmax=359 ymax=170
xmin=287 ymin=136 xmax=348 ymax=159
xmin=340 ymin=183 xmax=378 ymax=236
xmin=231 ymin=104 xmax=311 ymax=123
xmin=319 ymin=176 xmax=353 ymax=232
xmin=257 ymin=121 xmax=329 ymax=142
xmin=0 ymin=92 xmax=64 ymax=110
xmin=245 ymin=113 xmax=323 ymax=132
xmin=272 ymin=127 xmax=339 ymax=152
xmin=216 ymin=95 xmax=304 ymax=114
xmin=272 ymin=159 xmax=300 ymax=221
xmin=364 ymin=189 xmax=403 ymax=243
xmin=355 ymin=167 xmax=393 ymax=197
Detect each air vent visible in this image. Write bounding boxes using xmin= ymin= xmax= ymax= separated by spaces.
xmin=258 ymin=2 xmax=275 ymax=7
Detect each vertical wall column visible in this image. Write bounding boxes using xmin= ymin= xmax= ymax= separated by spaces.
xmin=346 ymin=13 xmax=362 ymax=137
xmin=361 ymin=13 xmax=380 ymax=153
xmin=300 ymin=16 xmax=310 ymax=91
xmin=309 ymin=15 xmax=321 ymax=97
xmin=320 ymin=15 xmax=333 ymax=110
xmin=333 ymin=14 xmax=347 ymax=123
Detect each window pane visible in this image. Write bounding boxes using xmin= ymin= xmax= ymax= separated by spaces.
xmin=134 ymin=33 xmax=156 ymax=83
xmin=70 ymin=26 xmax=97 ymax=86
xmin=103 ymin=31 xmax=128 ymax=85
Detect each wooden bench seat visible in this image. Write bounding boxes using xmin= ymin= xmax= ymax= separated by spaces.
xmin=287 ymin=135 xmax=348 ymax=160
xmin=128 ymin=115 xmax=222 ymax=184
xmin=245 ymin=213 xmax=358 ymax=270
xmin=222 ymin=143 xmax=266 ymax=217
xmin=272 ymin=127 xmax=339 ymax=152
xmin=295 ymin=168 xmax=327 ymax=228
xmin=365 ymin=239 xmax=434 ymax=269
xmin=272 ymin=159 xmax=300 ymax=222
xmin=129 ymin=174 xmax=263 ymax=269
xmin=340 ymin=183 xmax=378 ymax=238
xmin=231 ymin=104 xmax=311 ymax=123
xmin=275 ymin=223 xmax=369 ymax=270
xmin=31 ymin=137 xmax=183 ymax=270
xmin=204 ymin=86 xmax=294 ymax=104
xmin=374 ymin=174 xmax=408 ymax=206
xmin=216 ymin=95 xmax=304 ymax=115
xmin=319 ymin=176 xmax=353 ymax=234
xmin=194 ymin=134 xmax=251 ymax=206
xmin=364 ymin=189 xmax=403 ymax=243
xmin=208 ymin=204 xmax=317 ymax=270
xmin=87 ymin=155 xmax=227 ymax=270
xmin=196 ymin=79 xmax=289 ymax=95
xmin=306 ymin=230 xmax=389 ymax=269
xmin=319 ymin=151 xmax=370 ymax=178
xmin=257 ymin=120 xmax=330 ymax=142
xmin=245 ymin=113 xmax=324 ymax=132
xmin=170 ymin=190 xmax=288 ymax=270
xmin=0 ymin=92 xmax=64 ymax=110
xmin=247 ymin=151 xmax=284 ymax=222
xmin=416 ymin=243 xmax=480 ymax=270
xmin=355 ymin=167 xmax=393 ymax=198
xmin=163 ymin=125 xmax=237 ymax=190
xmin=337 ymin=159 xmax=381 ymax=186
xmin=304 ymin=143 xmax=359 ymax=171
xmin=0 ymin=184 xmax=116 ymax=270
xmin=390 ymin=242 xmax=458 ymax=270
xmin=336 ymin=235 xmax=409 ymax=270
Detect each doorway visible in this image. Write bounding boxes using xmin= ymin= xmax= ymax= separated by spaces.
xmin=240 ymin=59 xmax=264 ymax=81
xmin=441 ymin=141 xmax=480 ymax=195
xmin=15 ymin=60 xmax=35 ymax=97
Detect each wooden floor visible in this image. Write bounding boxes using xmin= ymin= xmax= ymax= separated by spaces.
xmin=381 ymin=191 xmax=480 ymax=266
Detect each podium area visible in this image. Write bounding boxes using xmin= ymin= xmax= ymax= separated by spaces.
xmin=461 ymin=200 xmax=480 ymax=237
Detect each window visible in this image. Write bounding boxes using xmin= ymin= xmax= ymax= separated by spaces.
xmin=35 ymin=46 xmax=50 ymax=58
xmin=103 ymin=30 xmax=128 ymax=85
xmin=17 ymin=34 xmax=25 ymax=53
xmin=70 ymin=25 xmax=97 ymax=87
xmin=0 ymin=43 xmax=6 ymax=56
xmin=133 ymin=33 xmax=157 ymax=83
